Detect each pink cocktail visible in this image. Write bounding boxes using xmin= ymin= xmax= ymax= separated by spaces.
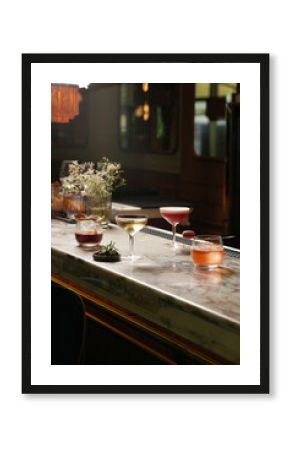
xmin=159 ymin=207 xmax=190 ymax=247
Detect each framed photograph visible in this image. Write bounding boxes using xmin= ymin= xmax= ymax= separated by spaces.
xmin=22 ymin=53 xmax=269 ymax=394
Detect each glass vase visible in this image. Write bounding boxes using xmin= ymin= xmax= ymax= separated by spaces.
xmin=86 ymin=193 xmax=112 ymax=228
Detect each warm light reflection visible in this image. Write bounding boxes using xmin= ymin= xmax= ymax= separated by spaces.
xmin=142 ymin=83 xmax=149 ymax=92
xmin=143 ymin=102 xmax=150 ymax=121
xmin=134 ymin=105 xmax=144 ymax=118
xmin=51 ymin=84 xmax=80 ymax=123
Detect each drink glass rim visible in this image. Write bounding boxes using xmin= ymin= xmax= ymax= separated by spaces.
xmin=115 ymin=214 xmax=148 ymax=219
xmin=192 ymin=235 xmax=223 ymax=247
xmin=159 ymin=206 xmax=190 ymax=212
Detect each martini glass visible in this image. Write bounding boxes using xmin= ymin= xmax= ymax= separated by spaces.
xmin=115 ymin=214 xmax=148 ymax=261
xmin=159 ymin=207 xmax=190 ymax=247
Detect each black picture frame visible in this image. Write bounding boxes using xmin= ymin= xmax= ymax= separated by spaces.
xmin=22 ymin=53 xmax=269 ymax=394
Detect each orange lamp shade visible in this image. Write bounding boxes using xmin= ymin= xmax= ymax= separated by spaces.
xmin=51 ymin=84 xmax=80 ymax=123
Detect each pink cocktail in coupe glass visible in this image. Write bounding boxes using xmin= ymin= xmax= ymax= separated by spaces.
xmin=159 ymin=207 xmax=190 ymax=247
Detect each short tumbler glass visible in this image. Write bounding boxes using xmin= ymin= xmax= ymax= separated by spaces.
xmin=191 ymin=235 xmax=224 ymax=269
xmin=75 ymin=217 xmax=103 ymax=248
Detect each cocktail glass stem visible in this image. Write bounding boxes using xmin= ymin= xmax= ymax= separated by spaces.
xmin=129 ymin=235 xmax=134 ymax=259
xmin=172 ymin=224 xmax=177 ymax=246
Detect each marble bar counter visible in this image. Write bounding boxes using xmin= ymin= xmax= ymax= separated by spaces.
xmin=51 ymin=220 xmax=240 ymax=364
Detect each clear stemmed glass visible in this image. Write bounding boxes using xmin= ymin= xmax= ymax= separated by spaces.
xmin=115 ymin=214 xmax=148 ymax=261
xmin=159 ymin=207 xmax=190 ymax=247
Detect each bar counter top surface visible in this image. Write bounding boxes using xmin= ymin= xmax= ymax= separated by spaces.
xmin=51 ymin=219 xmax=240 ymax=363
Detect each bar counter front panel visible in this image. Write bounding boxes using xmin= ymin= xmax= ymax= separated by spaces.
xmin=51 ymin=220 xmax=240 ymax=365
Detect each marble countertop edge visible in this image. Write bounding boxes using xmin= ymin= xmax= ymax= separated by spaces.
xmin=52 ymin=245 xmax=240 ymax=332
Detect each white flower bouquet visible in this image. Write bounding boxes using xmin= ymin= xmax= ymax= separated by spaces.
xmin=61 ymin=158 xmax=126 ymax=225
xmin=61 ymin=157 xmax=126 ymax=199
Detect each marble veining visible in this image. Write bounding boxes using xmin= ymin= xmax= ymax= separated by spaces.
xmin=51 ymin=220 xmax=240 ymax=363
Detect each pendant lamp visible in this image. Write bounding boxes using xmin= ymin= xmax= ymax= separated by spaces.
xmin=51 ymin=83 xmax=80 ymax=123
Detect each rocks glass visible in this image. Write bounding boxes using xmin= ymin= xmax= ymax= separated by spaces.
xmin=75 ymin=217 xmax=103 ymax=248
xmin=191 ymin=235 xmax=224 ymax=269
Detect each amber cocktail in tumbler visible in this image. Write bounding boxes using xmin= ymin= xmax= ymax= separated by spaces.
xmin=191 ymin=235 xmax=224 ymax=269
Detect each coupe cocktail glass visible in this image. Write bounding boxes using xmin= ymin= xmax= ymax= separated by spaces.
xmin=115 ymin=214 xmax=148 ymax=261
xmin=159 ymin=207 xmax=190 ymax=247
